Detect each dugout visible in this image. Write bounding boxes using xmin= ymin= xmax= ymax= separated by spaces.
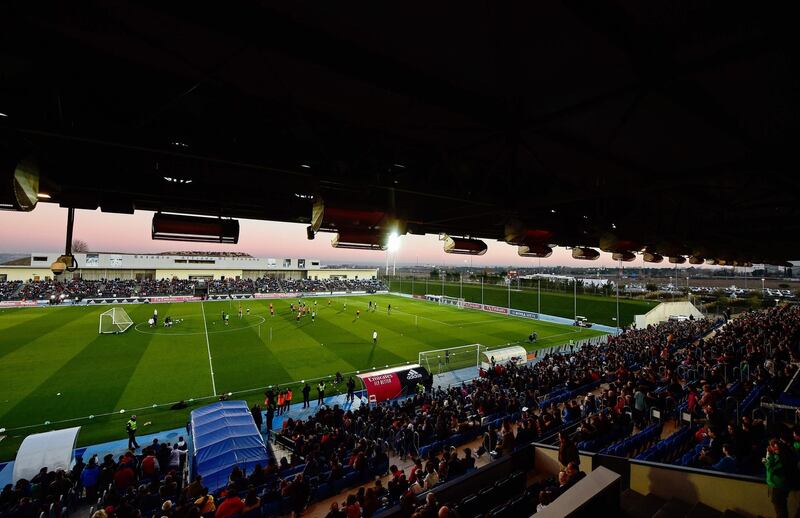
xmin=13 ymin=427 xmax=81 ymax=483
xmin=357 ymin=364 xmax=431 ymax=403
xmin=479 ymin=345 xmax=527 ymax=371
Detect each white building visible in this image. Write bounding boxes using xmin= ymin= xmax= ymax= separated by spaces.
xmin=0 ymin=252 xmax=378 ymax=282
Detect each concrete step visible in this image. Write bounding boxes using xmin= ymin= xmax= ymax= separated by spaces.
xmin=686 ymin=502 xmax=722 ymax=518
xmin=653 ymin=498 xmax=692 ymax=518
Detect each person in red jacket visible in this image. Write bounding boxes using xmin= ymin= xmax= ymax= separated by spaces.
xmin=215 ymin=487 xmax=245 ymax=518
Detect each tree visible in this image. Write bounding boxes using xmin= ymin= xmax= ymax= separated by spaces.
xmin=429 ymin=268 xmax=439 ymax=279
xmin=646 ymin=283 xmax=657 ymax=292
xmin=71 ymin=239 xmax=89 ymax=253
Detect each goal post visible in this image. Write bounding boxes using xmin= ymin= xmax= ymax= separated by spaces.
xmin=419 ymin=343 xmax=483 ymax=375
xmin=439 ymin=296 xmax=465 ymax=309
xmin=99 ymin=307 xmax=134 ymax=334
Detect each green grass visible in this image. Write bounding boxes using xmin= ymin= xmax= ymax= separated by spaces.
xmin=387 ymin=279 xmax=658 ymax=327
xmin=0 ymin=294 xmax=604 ymax=460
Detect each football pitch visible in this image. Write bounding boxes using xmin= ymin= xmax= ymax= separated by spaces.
xmin=0 ymin=294 xmax=605 ymax=459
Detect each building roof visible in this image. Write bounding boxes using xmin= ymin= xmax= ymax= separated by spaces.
xmin=2 ymin=3 xmax=797 ymax=263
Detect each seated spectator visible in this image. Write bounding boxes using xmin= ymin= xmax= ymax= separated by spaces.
xmin=712 ymin=444 xmax=738 ymax=474
xmin=215 ymin=486 xmax=244 ymax=518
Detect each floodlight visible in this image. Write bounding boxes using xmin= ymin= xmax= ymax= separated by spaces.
xmin=387 ymin=232 xmax=402 ymax=252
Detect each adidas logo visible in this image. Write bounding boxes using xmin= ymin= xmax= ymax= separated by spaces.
xmin=406 ymin=369 xmax=422 ymax=380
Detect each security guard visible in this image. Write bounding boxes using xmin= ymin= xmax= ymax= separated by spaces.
xmin=126 ymin=415 xmax=140 ymax=450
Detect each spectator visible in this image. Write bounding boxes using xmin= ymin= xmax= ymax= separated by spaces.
xmin=765 ymin=439 xmax=788 ymax=518
xmin=214 ymin=486 xmax=244 ymax=518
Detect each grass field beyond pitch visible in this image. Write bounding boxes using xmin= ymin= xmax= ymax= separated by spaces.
xmin=0 ymin=294 xmax=604 ymax=459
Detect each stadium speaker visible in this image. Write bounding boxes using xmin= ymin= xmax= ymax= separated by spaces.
xmin=0 ymin=156 xmax=39 ymax=211
xmin=441 ymin=234 xmax=488 ymax=255
xmin=571 ymin=247 xmax=600 ymax=260
xmin=611 ymin=251 xmax=636 ymax=262
xmin=643 ymin=252 xmax=664 ymax=263
xmin=668 ymin=256 xmax=686 ymax=264
xmin=331 ymin=230 xmax=386 ymax=250
xmin=306 ymin=225 xmax=315 ymax=240
xmin=688 ymin=256 xmax=704 ymax=265
xmin=151 ymin=213 xmax=240 ymax=244
xmin=518 ymin=244 xmax=553 ymax=258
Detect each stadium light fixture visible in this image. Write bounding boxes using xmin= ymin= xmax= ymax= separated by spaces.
xmin=643 ymin=252 xmax=664 ymax=263
xmin=151 ymin=213 xmax=240 ymax=244
xmin=387 ymin=232 xmax=402 ymax=253
xmin=0 ymin=112 xmax=7 ymax=117
xmin=518 ymin=244 xmax=553 ymax=258
xmin=611 ymin=251 xmax=636 ymax=262
xmin=331 ymin=230 xmax=386 ymax=250
xmin=440 ymin=234 xmax=487 ymax=255
xmin=0 ymin=156 xmax=39 ymax=212
xmin=571 ymin=247 xmax=600 ymax=260
xmin=37 ymin=193 xmax=51 ymax=199
xmin=300 ymin=163 xmax=311 ymax=169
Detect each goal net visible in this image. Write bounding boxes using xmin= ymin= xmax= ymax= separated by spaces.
xmin=439 ymin=296 xmax=465 ymax=309
xmin=419 ymin=343 xmax=483 ymax=375
xmin=99 ymin=307 xmax=134 ymax=334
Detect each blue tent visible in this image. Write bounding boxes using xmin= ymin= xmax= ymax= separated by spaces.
xmin=190 ymin=400 xmax=268 ymax=493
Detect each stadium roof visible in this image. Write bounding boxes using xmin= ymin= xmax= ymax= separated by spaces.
xmin=1 ymin=2 xmax=797 ymax=264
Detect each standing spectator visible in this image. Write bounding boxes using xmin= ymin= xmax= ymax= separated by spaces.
xmin=80 ymin=456 xmax=101 ymax=503
xmin=346 ymin=377 xmax=355 ymax=403
xmin=302 ymin=383 xmax=311 ymax=409
xmin=251 ymin=403 xmax=263 ymax=433
xmin=765 ymin=439 xmax=788 ymax=518
xmin=558 ymin=431 xmax=579 ymax=469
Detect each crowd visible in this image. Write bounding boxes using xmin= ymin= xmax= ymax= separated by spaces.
xmin=0 ymin=280 xmax=22 ymax=300
xmin=0 ymin=277 xmax=386 ymax=302
xmin=2 ymin=304 xmax=799 ymax=518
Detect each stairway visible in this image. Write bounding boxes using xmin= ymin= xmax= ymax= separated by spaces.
xmin=620 ymin=489 xmax=747 ymax=518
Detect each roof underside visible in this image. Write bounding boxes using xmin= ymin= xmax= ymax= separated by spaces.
xmin=1 ymin=1 xmax=798 ymax=263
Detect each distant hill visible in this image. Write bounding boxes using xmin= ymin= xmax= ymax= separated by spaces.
xmin=0 ymin=254 xmax=28 ymax=266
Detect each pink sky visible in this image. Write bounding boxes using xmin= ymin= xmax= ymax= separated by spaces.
xmin=0 ymin=203 xmax=708 ymax=268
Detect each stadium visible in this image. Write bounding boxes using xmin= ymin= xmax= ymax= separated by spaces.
xmin=1 ymin=3 xmax=799 ymax=518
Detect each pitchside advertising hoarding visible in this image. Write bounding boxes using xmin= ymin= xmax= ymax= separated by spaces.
xmin=482 ymin=304 xmax=509 ymax=315
xmin=0 ymin=300 xmax=38 ymax=307
xmin=510 ymin=309 xmax=539 ymax=320
xmin=357 ymin=365 xmax=431 ymax=402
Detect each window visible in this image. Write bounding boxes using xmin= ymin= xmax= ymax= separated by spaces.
xmin=311 ymin=261 xmax=320 ymax=266
xmin=283 ymin=259 xmax=291 ymax=268
xmin=175 ymin=259 xmax=187 ymax=264
xmin=33 ymin=256 xmax=48 ymax=262
xmin=298 ymin=259 xmax=306 ymax=268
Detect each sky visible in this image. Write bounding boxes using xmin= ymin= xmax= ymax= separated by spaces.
xmin=0 ymin=203 xmax=709 ymax=269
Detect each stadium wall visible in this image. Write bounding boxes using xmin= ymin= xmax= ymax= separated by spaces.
xmin=154 ymin=268 xmax=244 ymax=279
xmin=0 ymin=267 xmax=54 ymax=282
